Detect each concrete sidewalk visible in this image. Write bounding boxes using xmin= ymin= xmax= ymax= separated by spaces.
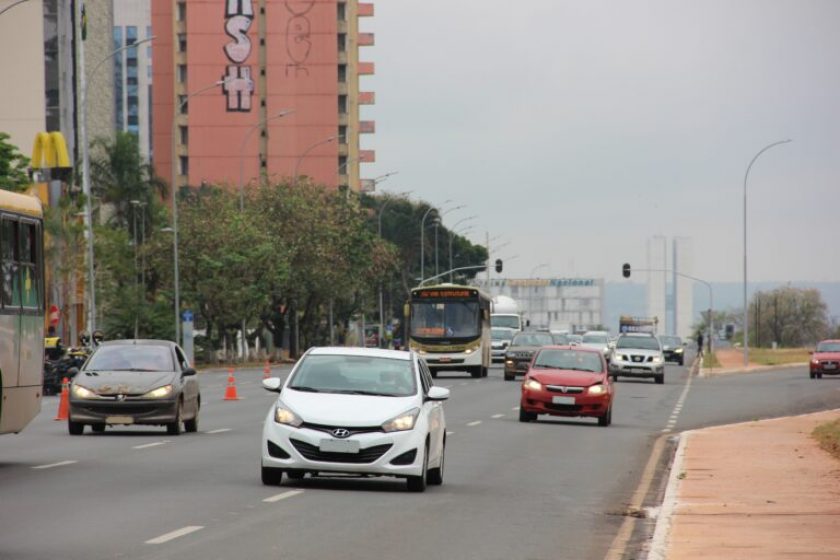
xmin=651 ymin=410 xmax=840 ymax=559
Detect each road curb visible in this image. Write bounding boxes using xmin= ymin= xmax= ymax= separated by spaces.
xmin=698 ymin=361 xmax=807 ymax=378
xmin=647 ymin=430 xmax=691 ymax=560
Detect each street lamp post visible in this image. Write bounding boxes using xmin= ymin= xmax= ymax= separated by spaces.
xmin=449 ymin=224 xmax=475 ymax=282
xmin=419 ymin=201 xmax=447 ymax=282
xmin=237 ymin=109 xmax=295 ymax=210
xmin=0 ymin=0 xmax=30 ymax=16
xmin=433 ymin=204 xmax=465 ymax=278
xmin=78 ymin=30 xmax=156 ymax=335
xmin=292 ymin=135 xmax=338 ymax=187
xmin=377 ymin=191 xmax=412 ymax=348
xmin=170 ymin=79 xmax=232 ymax=345
xmin=529 ymin=263 xmax=549 ymax=327
xmin=743 ymin=139 xmax=791 ymax=367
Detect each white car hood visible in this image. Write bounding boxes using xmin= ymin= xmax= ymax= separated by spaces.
xmin=279 ymin=390 xmax=418 ymax=427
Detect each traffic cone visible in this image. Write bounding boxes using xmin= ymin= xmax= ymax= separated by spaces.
xmin=262 ymin=361 xmax=272 ymax=379
xmin=54 ymin=377 xmax=70 ymax=421
xmin=223 ymin=368 xmax=240 ymax=401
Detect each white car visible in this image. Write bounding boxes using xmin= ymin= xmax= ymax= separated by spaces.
xmin=580 ymin=331 xmax=612 ymax=361
xmin=491 ymin=327 xmax=517 ymax=362
xmin=261 ymin=347 xmax=449 ymax=492
xmin=609 ymin=333 xmax=666 ymax=384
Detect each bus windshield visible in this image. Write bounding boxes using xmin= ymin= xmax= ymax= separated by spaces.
xmin=410 ymin=301 xmax=480 ymax=339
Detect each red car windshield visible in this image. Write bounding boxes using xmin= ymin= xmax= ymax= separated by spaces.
xmin=816 ymin=342 xmax=840 ymax=352
xmin=533 ymin=349 xmax=603 ymax=373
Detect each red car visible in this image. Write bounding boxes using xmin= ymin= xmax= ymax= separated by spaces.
xmin=810 ymin=340 xmax=840 ymax=379
xmin=519 ymin=346 xmax=613 ymax=426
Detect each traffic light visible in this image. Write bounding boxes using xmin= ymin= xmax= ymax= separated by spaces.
xmin=495 ymin=259 xmax=503 ymax=273
xmin=622 ymin=263 xmax=631 ymax=278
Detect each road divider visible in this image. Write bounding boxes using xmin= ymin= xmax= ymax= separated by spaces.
xmin=263 ymin=490 xmax=304 ymax=503
xmin=145 ymin=526 xmax=204 ymax=545
xmin=32 ymin=460 xmax=77 ymax=470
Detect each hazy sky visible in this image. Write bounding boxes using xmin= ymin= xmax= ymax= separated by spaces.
xmin=361 ymin=1 xmax=840 ymax=283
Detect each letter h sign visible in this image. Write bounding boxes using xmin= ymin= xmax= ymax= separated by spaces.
xmin=223 ymin=0 xmax=255 ymax=112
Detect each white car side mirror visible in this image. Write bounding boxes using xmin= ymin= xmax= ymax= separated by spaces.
xmin=427 ymin=386 xmax=450 ymax=401
xmin=262 ymin=378 xmax=283 ymax=392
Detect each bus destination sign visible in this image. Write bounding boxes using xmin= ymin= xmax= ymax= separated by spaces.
xmin=416 ymin=289 xmax=475 ymax=299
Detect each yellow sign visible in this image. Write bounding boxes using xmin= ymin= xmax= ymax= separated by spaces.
xmin=31 ymin=132 xmax=71 ymax=169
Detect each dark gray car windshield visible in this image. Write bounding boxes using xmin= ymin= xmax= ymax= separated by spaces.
xmin=86 ymin=345 xmax=175 ymax=372
xmin=816 ymin=342 xmax=840 ymax=352
xmin=534 ymin=349 xmax=603 ymax=372
xmin=511 ymin=333 xmax=554 ymax=347
xmin=616 ymin=336 xmax=660 ymax=351
xmin=289 ymin=355 xmax=417 ymax=397
xmin=660 ymin=336 xmax=682 ymax=347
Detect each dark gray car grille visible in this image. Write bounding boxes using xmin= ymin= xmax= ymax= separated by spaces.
xmin=290 ymin=439 xmax=392 ymax=464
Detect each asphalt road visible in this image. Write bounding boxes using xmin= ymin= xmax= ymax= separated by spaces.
xmin=1 ymin=355 xmax=839 ymax=560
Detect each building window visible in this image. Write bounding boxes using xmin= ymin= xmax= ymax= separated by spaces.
xmin=178 ymin=64 xmax=187 ymax=83
xmin=338 ymin=33 xmax=346 ymax=52
xmin=177 ymin=2 xmax=186 ymax=22
xmin=113 ymin=26 xmax=124 ymax=130
xmin=178 ymin=95 xmax=188 ymax=114
xmin=338 ymin=64 xmax=347 ymax=82
xmin=338 ymin=155 xmax=348 ymax=174
xmin=338 ymin=125 xmax=347 ymax=140
xmin=338 ymin=94 xmax=347 ymax=114
xmin=337 ymin=2 xmax=346 ymax=21
xmin=178 ymin=33 xmax=187 ymax=52
xmin=179 ymin=126 xmax=188 ymax=145
xmin=179 ymin=156 xmax=189 ymax=176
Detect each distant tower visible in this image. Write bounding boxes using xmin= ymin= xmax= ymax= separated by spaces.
xmin=673 ymin=237 xmax=693 ymax=339
xmin=646 ymin=235 xmax=667 ymax=333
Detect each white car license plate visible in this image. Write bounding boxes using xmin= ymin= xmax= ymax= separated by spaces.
xmin=106 ymin=416 xmax=134 ymax=425
xmin=552 ymin=396 xmax=576 ymax=405
xmin=319 ymin=439 xmax=360 ymax=453
xmin=824 ymin=364 xmax=837 ymax=370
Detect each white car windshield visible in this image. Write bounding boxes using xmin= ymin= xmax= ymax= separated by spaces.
xmin=582 ymin=335 xmax=608 ymax=344
xmin=616 ymin=337 xmax=661 ymax=351
xmin=288 ymin=355 xmax=417 ymax=397
xmin=492 ymin=328 xmax=513 ymax=340
xmin=492 ymin=315 xmax=520 ymax=329
xmin=511 ymin=333 xmax=554 ymax=347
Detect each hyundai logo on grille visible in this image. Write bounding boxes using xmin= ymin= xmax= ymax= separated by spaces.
xmin=331 ymin=428 xmax=351 ymax=439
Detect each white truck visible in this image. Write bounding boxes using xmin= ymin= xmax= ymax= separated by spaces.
xmin=491 ymin=295 xmax=525 ymax=332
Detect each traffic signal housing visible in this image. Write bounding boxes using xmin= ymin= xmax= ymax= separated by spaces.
xmin=495 ymin=259 xmax=503 ymax=273
xmin=622 ymin=263 xmax=631 ymax=278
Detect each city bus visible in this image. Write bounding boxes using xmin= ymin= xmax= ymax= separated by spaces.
xmin=0 ymin=189 xmax=45 ymax=435
xmin=407 ymin=284 xmax=492 ymax=378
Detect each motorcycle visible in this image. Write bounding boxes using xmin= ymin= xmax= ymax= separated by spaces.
xmin=43 ymin=338 xmax=89 ymax=396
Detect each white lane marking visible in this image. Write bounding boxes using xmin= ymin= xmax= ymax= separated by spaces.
xmin=145 ymin=526 xmax=204 ymax=545
xmin=133 ymin=441 xmax=168 ymax=450
xmin=206 ymin=428 xmax=231 ymax=434
xmin=446 ymin=431 xmax=454 ymax=436
xmin=32 ymin=460 xmax=77 ymax=470
xmin=662 ymin=372 xmax=694 ymax=432
xmin=512 ymin=406 xmax=520 ymax=411
xmin=459 ymin=383 xmax=469 ymax=387
xmin=263 ymin=490 xmax=304 ymax=503
xmin=467 ymin=421 xmax=482 ymax=427
xmin=491 ymin=414 xmax=505 ymax=419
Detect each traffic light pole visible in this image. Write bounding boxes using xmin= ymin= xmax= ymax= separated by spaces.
xmin=624 ymin=266 xmax=714 ymax=369
xmin=418 ymin=265 xmax=489 ymax=287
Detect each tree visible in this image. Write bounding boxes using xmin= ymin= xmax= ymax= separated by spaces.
xmin=0 ymin=132 xmax=31 ymax=192
xmin=749 ymin=286 xmax=829 ymax=347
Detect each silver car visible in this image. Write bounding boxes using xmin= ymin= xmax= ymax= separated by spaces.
xmin=609 ymin=333 xmax=665 ymax=384
xmin=491 ymin=327 xmax=516 ymax=363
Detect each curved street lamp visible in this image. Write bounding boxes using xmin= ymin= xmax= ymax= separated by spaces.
xmin=528 ymin=263 xmax=550 ymax=327
xmin=419 ymin=201 xmax=449 ymax=282
xmin=79 ymin=32 xmax=156 ymax=335
xmin=0 ymin=0 xmax=30 ymax=16
xmin=293 ymin=135 xmax=338 ymax=187
xmin=743 ymin=139 xmax=791 ymax=366
xmin=238 ymin=109 xmax=295 ymax=209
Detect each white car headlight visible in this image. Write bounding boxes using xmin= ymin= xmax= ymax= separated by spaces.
xmin=382 ymin=408 xmax=420 ymax=432
xmin=652 ymin=355 xmax=664 ymax=363
xmin=71 ymin=384 xmax=97 ymax=399
xmin=588 ymin=384 xmax=607 ymax=395
xmin=274 ymin=404 xmax=303 ymax=427
xmin=675 ymin=347 xmax=684 ymax=353
xmin=523 ymin=378 xmax=542 ymax=391
xmin=464 ymin=348 xmax=474 ymax=354
xmin=142 ymin=384 xmax=174 ymax=399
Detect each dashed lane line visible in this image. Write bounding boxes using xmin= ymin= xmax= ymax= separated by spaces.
xmin=205 ymin=428 xmax=232 ymax=434
xmin=467 ymin=421 xmax=482 ymax=427
xmin=145 ymin=526 xmax=204 ymax=545
xmin=446 ymin=431 xmax=455 ymax=436
xmin=491 ymin=414 xmax=505 ymax=419
xmin=32 ymin=460 xmax=77 ymax=470
xmin=512 ymin=406 xmax=520 ymax=411
xmin=133 ymin=441 xmax=169 ymax=450
xmin=263 ymin=490 xmax=305 ymax=503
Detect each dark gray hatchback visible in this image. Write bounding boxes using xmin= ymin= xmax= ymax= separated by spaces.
xmin=68 ymin=340 xmax=200 ymax=435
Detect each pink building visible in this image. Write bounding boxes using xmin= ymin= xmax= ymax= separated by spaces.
xmin=152 ymin=0 xmax=375 ymax=192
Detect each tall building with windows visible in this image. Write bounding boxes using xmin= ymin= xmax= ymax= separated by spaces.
xmin=646 ymin=235 xmax=668 ymax=331
xmin=151 ymin=0 xmax=375 ymax=192
xmin=114 ymin=1 xmax=153 ymax=161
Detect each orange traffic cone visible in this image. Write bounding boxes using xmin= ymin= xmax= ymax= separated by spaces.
xmin=262 ymin=361 xmax=272 ymax=379
xmin=54 ymin=377 xmax=70 ymax=421
xmin=223 ymin=368 xmax=240 ymax=401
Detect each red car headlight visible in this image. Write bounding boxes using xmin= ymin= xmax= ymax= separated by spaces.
xmin=523 ymin=379 xmax=542 ymax=391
